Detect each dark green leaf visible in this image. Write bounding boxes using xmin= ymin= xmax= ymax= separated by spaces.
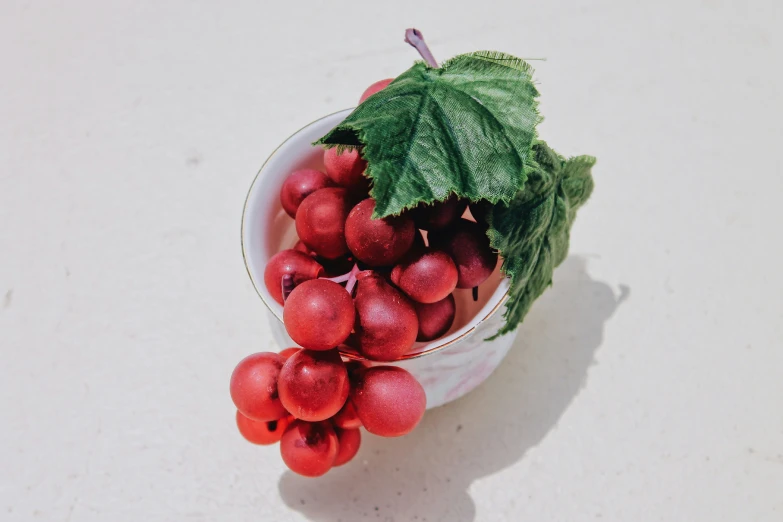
xmin=316 ymin=50 xmax=593 ymax=337
xmin=316 ymin=51 xmax=540 ymax=217
xmin=485 ymin=141 xmax=595 ymax=338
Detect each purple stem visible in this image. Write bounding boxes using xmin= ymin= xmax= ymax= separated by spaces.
xmin=405 ymin=28 xmax=438 ymax=68
xmin=319 ymin=263 xmax=362 ymax=295
xmin=344 ymin=264 xmax=361 ymax=296
xmin=319 ymin=263 xmax=360 ymax=284
xmin=322 ymin=272 xmax=352 ymax=284
xmin=281 ymin=274 xmax=294 ymax=302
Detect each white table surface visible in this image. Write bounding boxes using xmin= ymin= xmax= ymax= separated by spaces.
xmin=2 ymin=1 xmax=782 ymax=521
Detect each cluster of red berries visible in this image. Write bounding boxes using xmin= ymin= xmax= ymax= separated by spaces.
xmin=231 ymin=348 xmax=425 ymax=477
xmin=231 ymin=79 xmax=497 ymax=477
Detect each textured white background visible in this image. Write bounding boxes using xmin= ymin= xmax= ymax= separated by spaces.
xmin=2 ymin=1 xmax=782 ymax=521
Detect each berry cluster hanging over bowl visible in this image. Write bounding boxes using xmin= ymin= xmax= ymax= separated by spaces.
xmin=231 ymin=29 xmax=596 ymax=477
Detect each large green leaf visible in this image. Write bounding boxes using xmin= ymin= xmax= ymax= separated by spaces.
xmin=485 ymin=141 xmax=595 ymax=338
xmin=316 ymin=51 xmax=540 ymax=217
xmin=315 ymin=50 xmax=594 ymax=337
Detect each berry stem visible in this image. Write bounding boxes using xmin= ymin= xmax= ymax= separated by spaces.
xmin=344 ymin=264 xmax=361 ymax=296
xmin=405 ymin=28 xmax=438 ymax=68
xmin=320 ymin=264 xmax=362 ymax=295
xmin=281 ymin=274 xmax=294 ymax=302
xmin=472 ymin=286 xmax=479 ymax=302
xmin=320 ymin=263 xmax=361 ymax=286
xmin=322 ymin=272 xmax=352 ymax=284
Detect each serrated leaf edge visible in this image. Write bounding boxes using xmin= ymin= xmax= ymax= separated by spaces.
xmin=485 ymin=150 xmax=596 ymax=339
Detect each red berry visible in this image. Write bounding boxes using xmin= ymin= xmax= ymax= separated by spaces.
xmin=278 ymin=349 xmax=350 ymax=422
xmin=332 ymin=400 xmax=362 ymax=429
xmin=390 ymin=249 xmax=458 ymax=303
xmin=280 ymin=420 xmax=338 ymax=477
xmin=280 ymin=169 xmax=334 ymax=218
xmin=283 ymin=279 xmax=355 ymax=350
xmin=359 ymin=78 xmax=393 ymax=103
xmin=345 ymin=199 xmax=415 ymax=267
xmin=264 ymin=249 xmax=324 ymax=305
xmin=230 ymin=352 xmax=288 ymax=421
xmin=351 ymin=366 xmax=426 ymax=437
xmin=431 ymin=219 xmax=498 ymax=288
xmin=353 ymin=271 xmax=418 ymax=361
xmin=279 ymin=347 xmax=300 ymax=359
xmin=295 ymin=187 xmax=353 ymax=259
xmin=334 ymin=427 xmax=361 ymax=466
xmin=235 ymin=411 xmax=291 ymax=445
xmin=413 ymin=294 xmax=456 ymax=342
xmin=323 ymin=148 xmax=368 ymax=194
xmin=409 ymin=196 xmax=468 ymax=231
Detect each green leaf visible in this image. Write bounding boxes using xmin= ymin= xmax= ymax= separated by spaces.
xmin=315 ymin=50 xmax=594 ymax=337
xmin=316 ymin=51 xmax=540 ymax=217
xmin=485 ymin=141 xmax=595 ymax=338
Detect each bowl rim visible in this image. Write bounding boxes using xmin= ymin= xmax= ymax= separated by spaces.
xmin=241 ymin=108 xmax=511 ymax=361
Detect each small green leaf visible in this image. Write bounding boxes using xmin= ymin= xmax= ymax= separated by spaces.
xmin=316 ymin=51 xmax=540 ymax=217
xmin=485 ymin=141 xmax=595 ymax=338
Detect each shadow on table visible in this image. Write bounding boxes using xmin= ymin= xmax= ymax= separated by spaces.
xmin=278 ymin=256 xmax=629 ymax=522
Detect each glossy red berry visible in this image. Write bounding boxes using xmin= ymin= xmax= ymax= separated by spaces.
xmin=431 ymin=219 xmax=498 ymax=288
xmin=413 ymin=294 xmax=456 ymax=341
xmin=280 ymin=169 xmax=334 ymax=218
xmin=351 ymin=366 xmax=426 ymax=437
xmin=323 ymin=147 xmax=369 ymax=194
xmin=390 ymin=249 xmax=458 ymax=303
xmin=295 ymin=187 xmax=353 ymax=259
xmin=345 ymin=199 xmax=415 ymax=267
xmin=283 ymin=279 xmax=355 ymax=350
xmin=353 ymin=271 xmax=418 ymax=361
xmin=230 ymin=352 xmax=288 ymax=421
xmin=278 ymin=349 xmax=350 ymax=422
xmin=280 ymin=420 xmax=338 ymax=477
xmin=264 ymin=249 xmax=324 ymax=305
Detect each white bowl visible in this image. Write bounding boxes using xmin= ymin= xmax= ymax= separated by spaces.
xmin=242 ymin=109 xmax=517 ymax=408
